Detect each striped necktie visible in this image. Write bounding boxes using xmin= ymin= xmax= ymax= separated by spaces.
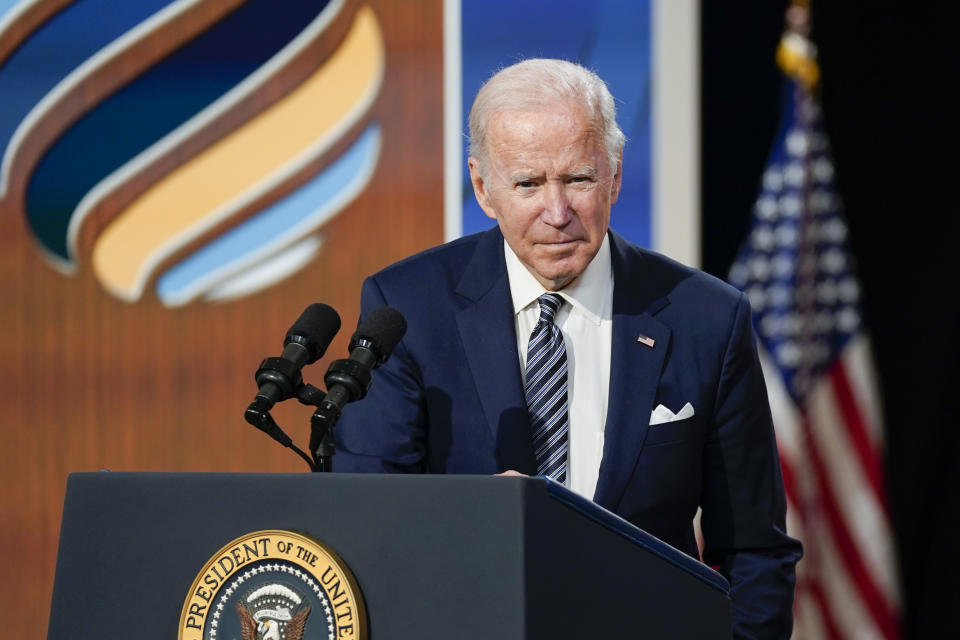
xmin=524 ymin=293 xmax=569 ymax=483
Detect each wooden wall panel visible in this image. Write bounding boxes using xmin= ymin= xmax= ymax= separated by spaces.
xmin=0 ymin=1 xmax=444 ymax=636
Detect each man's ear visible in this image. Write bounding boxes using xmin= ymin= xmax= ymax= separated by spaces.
xmin=610 ymin=149 xmax=624 ymax=205
xmin=468 ymin=157 xmax=498 ymax=220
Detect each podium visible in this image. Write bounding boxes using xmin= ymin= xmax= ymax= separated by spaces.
xmin=48 ymin=472 xmax=731 ymax=639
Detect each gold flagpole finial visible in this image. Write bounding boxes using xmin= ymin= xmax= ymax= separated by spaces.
xmin=776 ymin=0 xmax=820 ymax=90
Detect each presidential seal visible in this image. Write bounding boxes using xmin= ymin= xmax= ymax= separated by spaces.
xmin=179 ymin=530 xmax=366 ymax=640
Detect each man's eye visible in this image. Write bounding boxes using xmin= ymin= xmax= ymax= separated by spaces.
xmin=516 ymin=181 xmax=537 ymax=189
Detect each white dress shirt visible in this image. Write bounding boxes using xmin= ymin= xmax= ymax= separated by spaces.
xmin=504 ymin=235 xmax=614 ymax=499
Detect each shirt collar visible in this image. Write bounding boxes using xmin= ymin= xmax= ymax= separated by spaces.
xmin=504 ymin=233 xmax=612 ymax=326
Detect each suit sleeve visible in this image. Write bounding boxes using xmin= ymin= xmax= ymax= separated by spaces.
xmin=700 ymin=292 xmax=803 ymax=639
xmin=333 ymin=276 xmax=429 ymax=473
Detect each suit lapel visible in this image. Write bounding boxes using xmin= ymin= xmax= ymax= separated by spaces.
xmin=454 ymin=229 xmax=536 ymax=474
xmin=593 ymin=232 xmax=672 ymax=510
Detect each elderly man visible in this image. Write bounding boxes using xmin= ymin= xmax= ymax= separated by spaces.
xmin=335 ymin=58 xmax=801 ymax=637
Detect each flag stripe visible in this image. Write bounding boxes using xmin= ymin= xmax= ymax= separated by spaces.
xmin=840 ymin=335 xmax=885 ymax=442
xmin=778 ymin=451 xmax=800 ymax=511
xmin=807 ymin=362 xmax=900 ymax=608
xmin=806 ymin=484 xmax=886 ymax=640
xmin=788 ymin=457 xmax=880 ymax=640
xmin=776 ymin=336 xmax=898 ymax=640
xmin=827 ymin=361 xmax=890 ymax=512
xmin=801 ymin=413 xmax=899 ymax=638
xmin=804 ymin=572 xmax=846 ymax=640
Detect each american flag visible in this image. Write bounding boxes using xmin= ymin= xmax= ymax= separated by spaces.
xmin=728 ymin=27 xmax=901 ymax=640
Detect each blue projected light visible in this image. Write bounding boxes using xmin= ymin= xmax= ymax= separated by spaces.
xmin=460 ymin=0 xmax=651 ymax=248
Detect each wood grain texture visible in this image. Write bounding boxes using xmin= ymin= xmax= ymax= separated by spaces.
xmin=0 ymin=1 xmax=444 ymax=636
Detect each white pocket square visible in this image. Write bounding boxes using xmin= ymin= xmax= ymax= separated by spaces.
xmin=649 ymin=402 xmax=695 ymax=426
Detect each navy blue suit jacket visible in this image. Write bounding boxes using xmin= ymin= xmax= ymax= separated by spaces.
xmin=335 ymin=227 xmax=801 ymax=638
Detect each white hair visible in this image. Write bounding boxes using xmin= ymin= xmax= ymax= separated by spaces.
xmin=467 ymin=58 xmax=626 ymax=177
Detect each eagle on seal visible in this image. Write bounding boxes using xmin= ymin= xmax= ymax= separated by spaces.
xmin=236 ymin=601 xmax=311 ymax=640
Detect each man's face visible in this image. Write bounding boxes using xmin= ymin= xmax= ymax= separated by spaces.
xmin=468 ymin=102 xmax=621 ymax=290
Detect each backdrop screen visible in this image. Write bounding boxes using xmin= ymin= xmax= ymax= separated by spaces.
xmin=458 ymin=0 xmax=652 ymax=248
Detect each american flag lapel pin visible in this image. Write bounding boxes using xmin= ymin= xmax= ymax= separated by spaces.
xmin=637 ymin=334 xmax=656 ymax=348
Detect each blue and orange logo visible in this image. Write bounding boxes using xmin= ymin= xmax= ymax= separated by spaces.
xmin=0 ymin=0 xmax=384 ymax=306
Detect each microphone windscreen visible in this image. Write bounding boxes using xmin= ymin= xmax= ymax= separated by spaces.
xmin=285 ymin=303 xmax=342 ymax=363
xmin=352 ymin=306 xmax=407 ymax=360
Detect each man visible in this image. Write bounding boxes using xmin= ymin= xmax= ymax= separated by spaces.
xmin=335 ymin=59 xmax=801 ymax=637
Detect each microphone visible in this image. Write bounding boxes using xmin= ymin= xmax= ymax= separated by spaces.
xmin=319 ymin=306 xmax=407 ymax=419
xmin=252 ymin=303 xmax=341 ymax=410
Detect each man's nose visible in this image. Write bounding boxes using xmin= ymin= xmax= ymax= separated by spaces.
xmin=540 ymin=182 xmax=572 ymax=226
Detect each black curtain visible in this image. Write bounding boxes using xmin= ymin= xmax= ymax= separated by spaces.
xmin=701 ymin=2 xmax=959 ymax=637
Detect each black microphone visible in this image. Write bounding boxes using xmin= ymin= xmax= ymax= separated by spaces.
xmin=253 ymin=303 xmax=341 ymax=410
xmin=319 ymin=306 xmax=407 ymax=418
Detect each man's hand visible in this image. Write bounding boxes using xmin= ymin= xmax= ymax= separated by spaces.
xmin=494 ymin=470 xmax=528 ymax=477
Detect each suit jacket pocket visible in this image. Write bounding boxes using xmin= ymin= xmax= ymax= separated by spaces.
xmin=644 ymin=415 xmax=700 ymax=448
